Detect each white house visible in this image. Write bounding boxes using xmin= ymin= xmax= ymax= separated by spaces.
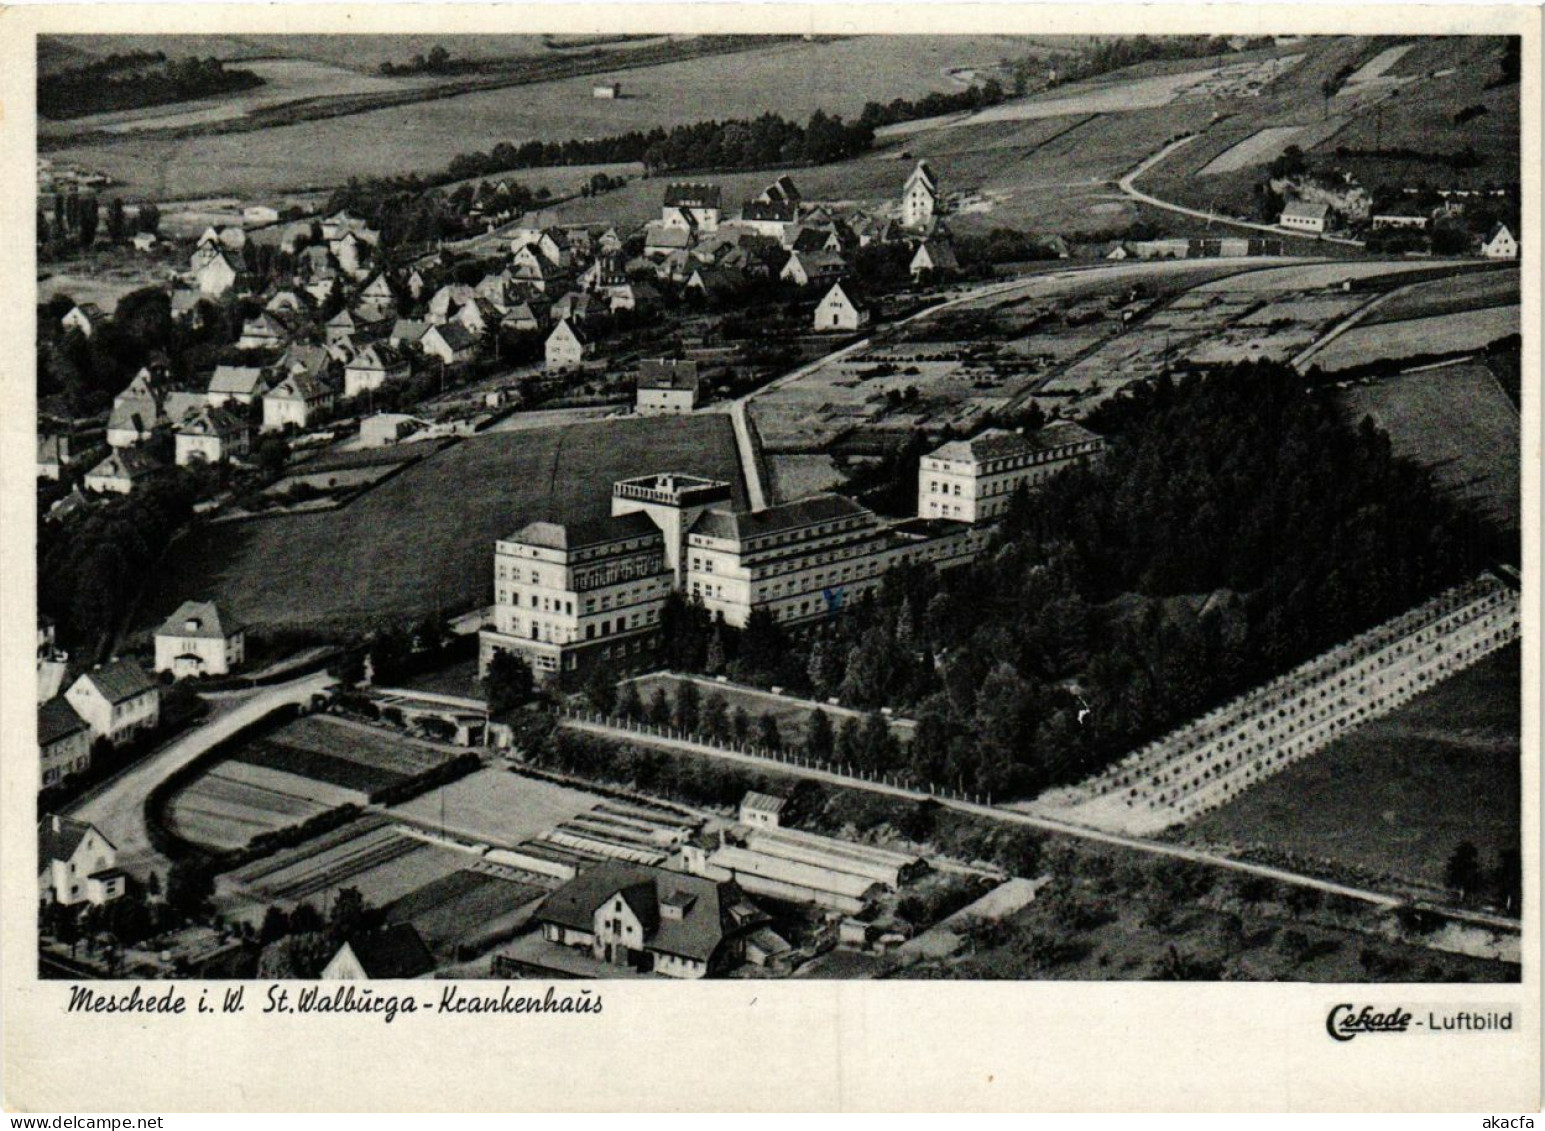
xmin=636 ymin=359 xmax=700 ymax=415
xmin=196 ymin=250 xmax=243 ymax=296
xmin=814 ymin=280 xmax=871 ymax=332
xmin=1481 ymin=222 xmax=1518 ymax=260
xmin=1279 ymin=199 xmax=1330 ymax=234
xmin=65 ymin=660 xmax=160 ymax=746
xmin=344 ymin=343 xmax=411 ymax=397
xmin=661 ymin=183 xmax=722 ymax=233
xmin=901 ymin=160 xmax=939 ymax=229
xmin=154 ymin=599 xmax=245 ymax=678
xmin=175 ymin=406 xmax=251 ymax=466
xmin=909 ymin=238 xmax=960 ymax=281
xmin=61 ymin=303 xmax=107 ymax=338
xmin=739 ymin=791 xmax=787 ymax=829
xmin=39 ymin=815 xmax=127 ymax=907
xmin=262 ymin=371 xmax=335 ymax=432
xmin=39 ymin=699 xmax=91 ymax=789
xmin=780 ymin=249 xmax=846 ymax=288
xmin=545 ymin=319 xmax=590 ymax=370
xmin=84 ymin=448 xmax=160 ymax=495
xmin=421 ymin=322 xmax=479 ymax=367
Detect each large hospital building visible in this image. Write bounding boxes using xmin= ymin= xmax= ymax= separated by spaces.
xmin=480 ymin=423 xmax=1103 ymax=684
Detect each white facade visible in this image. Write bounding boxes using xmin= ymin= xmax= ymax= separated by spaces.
xmin=65 ymin=667 xmax=160 ymax=746
xmin=918 ymin=425 xmax=1106 ymax=523
xmin=814 ymin=282 xmax=869 ymax=332
xmin=1481 ymin=224 xmax=1518 ymax=260
xmin=901 ymin=162 xmax=938 ymax=229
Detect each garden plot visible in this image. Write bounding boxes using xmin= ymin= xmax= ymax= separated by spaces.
xmin=390 ymin=767 xmax=598 ymax=849
xmin=1363 ymin=270 xmax=1519 ymax=326
xmin=1191 ymin=259 xmax=1468 ymax=294
xmin=1313 ymin=306 xmax=1520 ymax=372
xmin=168 ymin=763 xmax=364 ymax=850
xmin=384 ymin=868 xmax=548 ymax=957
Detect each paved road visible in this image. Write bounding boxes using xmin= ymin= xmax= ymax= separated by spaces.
xmin=1117 ymin=135 xmax=1366 ymax=248
xmin=556 ymin=715 xmax=1521 ymax=945
xmin=68 ymin=670 xmax=336 ymax=881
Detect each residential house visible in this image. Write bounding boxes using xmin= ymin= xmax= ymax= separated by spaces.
xmin=61 ymin=303 xmax=107 ymax=338
xmin=207 ymin=365 xmax=270 ymax=408
xmin=331 ymin=230 xmax=372 ymax=277
xmin=243 ymin=204 xmax=281 ymax=226
xmin=535 ymin=861 xmax=766 ymax=978
xmin=1481 ymin=222 xmax=1518 ymax=260
xmin=636 ymin=359 xmax=700 ymax=416
xmin=358 ymin=272 xmax=400 ymax=316
xmin=500 ymin=301 xmax=547 ymax=335
xmin=344 ymin=343 xmax=411 ymax=398
xmin=643 ymin=223 xmax=693 ymax=258
xmin=606 ymin=279 xmax=661 ymax=314
xmin=598 ymin=227 xmax=624 ymax=255
xmin=262 ymin=371 xmax=335 ymax=432
xmin=65 ymin=660 xmax=160 ymax=746
xmin=388 ymin=319 xmax=431 ymax=350
xmin=814 ymin=280 xmax=871 ymax=332
xmin=265 ymin=288 xmax=313 ymax=316
xmin=901 ymin=160 xmax=939 ymax=229
xmin=909 ymin=238 xmax=960 ymax=281
xmin=176 ymin=406 xmax=251 ymax=466
xmin=84 ymin=448 xmax=160 ymax=494
xmin=420 ymin=322 xmax=479 ymax=367
xmin=39 ymin=816 xmax=127 ymax=907
xmin=661 ymin=183 xmax=722 ymax=233
xmin=780 ymin=249 xmax=846 ymax=288
xmin=236 ymin=310 xmax=294 ymax=351
xmin=544 ymin=319 xmax=590 ymax=370
xmin=320 ymin=925 xmax=436 ymax=979
xmin=1279 ymin=199 xmax=1330 ymax=234
xmin=324 ymin=308 xmax=365 ymax=345
xmin=757 ymin=174 xmax=800 ymax=206
xmin=428 ymin=283 xmax=479 ymax=324
xmin=320 ymin=208 xmax=369 ymax=242
xmin=131 ymin=231 xmax=159 ymax=253
xmin=551 ymin=291 xmax=600 ymax=327
xmin=154 ymin=599 xmax=245 ymax=678
xmin=196 ymin=250 xmax=244 ymax=297
xmin=685 ymin=265 xmax=747 ymax=304
xmin=454 ymin=296 xmax=503 ymax=338
xmin=39 ymin=700 xmax=91 ymax=789
xmin=106 ymin=399 xmax=161 ymax=448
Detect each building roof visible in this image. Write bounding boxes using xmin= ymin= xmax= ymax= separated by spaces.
xmin=741 ymin=200 xmax=798 ymax=224
xmin=1281 ymin=199 xmax=1330 ymax=221
xmin=39 ymin=698 xmax=89 ymax=747
xmin=510 ymin=510 xmax=661 ymax=552
xmin=643 ymin=225 xmax=692 ymax=251
xmin=537 ymin=861 xmax=760 ymax=962
xmin=759 ymin=175 xmax=801 ymax=205
xmin=1485 ymin=222 xmax=1514 ymax=242
xmin=208 ymin=365 xmax=268 ymax=397
xmin=912 ymin=239 xmax=960 ymax=270
xmin=741 ymin=791 xmax=788 ymax=815
xmin=663 ymin=183 xmax=723 ymax=210
xmin=819 ymin=278 xmax=869 ymax=310
xmin=268 ymin=371 xmax=330 ymax=402
xmin=351 ymin=342 xmax=407 ymax=370
xmin=88 ymin=448 xmax=161 ymax=482
xmin=427 ymin=322 xmax=478 ymax=352
xmin=389 ymin=319 xmax=430 ymax=343
xmin=929 ymin=423 xmax=1103 ymax=463
xmin=178 ymin=406 xmax=249 ymax=439
xmin=690 ymin=494 xmax=872 ymax=543
xmin=39 ymin=814 xmax=109 ymax=864
xmin=637 ymin=359 xmax=700 ymax=392
xmin=73 ymin=659 xmax=157 ymax=705
xmin=157 ymin=599 xmax=239 ymax=641
xmin=341 ymin=924 xmax=436 ymax=978
xmin=107 ymin=399 xmax=160 ymax=436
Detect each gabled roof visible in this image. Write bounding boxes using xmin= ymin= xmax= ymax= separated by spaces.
xmin=905 ymin=159 xmax=937 ymax=193
xmin=537 ymin=861 xmax=761 ymax=962
xmin=208 ymin=365 xmax=269 ymax=397
xmin=268 ymin=371 xmax=331 ymax=402
xmin=819 ymin=278 xmax=869 ymax=310
xmin=663 ymin=182 xmax=723 ymax=209
xmin=178 ymin=405 xmax=249 ymax=438
xmin=389 ymin=319 xmax=430 ymax=343
xmin=759 ymin=175 xmax=801 ymax=205
xmin=350 ymin=342 xmax=407 ymax=370
xmin=157 ymin=599 xmax=239 ymax=641
xmin=73 ymin=659 xmax=157 ymax=705
xmin=638 ymin=359 xmax=700 ymax=392
xmin=1485 ymin=222 xmax=1514 ymax=242
xmin=342 ymin=925 xmax=435 ymax=978
xmin=547 ymin=318 xmax=589 ymax=346
xmin=741 ymin=790 xmax=787 ymax=815
xmin=690 ymin=494 xmax=872 ymax=543
xmin=912 ymin=238 xmax=960 ymax=270
xmin=426 ymin=322 xmax=478 ymax=352
xmin=512 ymin=510 xmax=660 ymax=551
xmin=39 ymin=815 xmax=109 ymax=864
xmin=88 ymin=448 xmax=161 ymax=482
xmin=1282 ymin=199 xmax=1330 ymax=220
xmin=107 ymin=400 xmax=160 ymax=436
xmin=39 ymin=699 xmax=89 ymax=747
xmin=643 ymin=225 xmax=692 ymax=251
xmin=741 ymin=200 xmax=798 ymax=224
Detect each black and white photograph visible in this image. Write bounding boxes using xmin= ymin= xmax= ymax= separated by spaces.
xmin=27 ymin=23 xmax=1527 ymax=988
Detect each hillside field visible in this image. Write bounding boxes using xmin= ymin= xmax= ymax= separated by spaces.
xmin=136 ymin=414 xmax=744 ymax=635
xmin=1180 ymin=644 xmax=1521 ymax=892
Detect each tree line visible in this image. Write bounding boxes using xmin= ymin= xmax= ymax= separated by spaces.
xmin=40 ymin=52 xmax=264 ymax=120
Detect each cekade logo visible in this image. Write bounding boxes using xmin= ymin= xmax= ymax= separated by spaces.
xmin=1326 ymin=1003 xmax=1516 ymax=1041
xmin=1327 ymin=1003 xmax=1413 ymax=1041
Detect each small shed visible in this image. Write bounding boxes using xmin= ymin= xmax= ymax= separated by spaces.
xmin=739 ymin=791 xmax=788 ymax=828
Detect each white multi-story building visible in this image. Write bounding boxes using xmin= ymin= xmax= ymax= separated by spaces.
xmin=901 ymin=160 xmax=938 ymax=230
xmin=918 ymin=423 xmax=1106 ymax=523
xmin=478 ymin=512 xmax=674 ymax=682
xmin=154 ymin=599 xmax=246 ymax=678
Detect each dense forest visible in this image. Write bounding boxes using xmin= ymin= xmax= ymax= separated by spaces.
xmin=39 ymin=51 xmax=264 ymax=120
xmin=643 ymin=361 xmax=1503 ymax=800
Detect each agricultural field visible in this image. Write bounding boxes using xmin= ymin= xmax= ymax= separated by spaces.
xmin=381 ymin=867 xmax=547 ymax=958
xmin=1339 ymin=361 xmax=1520 ymax=531
xmin=167 ymin=716 xmax=455 ymax=849
xmin=1361 ymin=267 xmax=1518 ymax=325
xmin=225 ymin=819 xmax=472 ymax=908
xmin=1312 ymin=305 xmax=1520 ymax=371
xmin=46 ymin=35 xmax=1034 ymax=199
xmin=1180 ymin=644 xmax=1520 ymax=893
xmin=389 ymin=768 xmax=600 ymax=849
xmin=136 ymin=414 xmax=744 ymax=635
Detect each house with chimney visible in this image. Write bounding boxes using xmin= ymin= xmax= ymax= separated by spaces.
xmin=64 ymin=660 xmax=160 ymax=746
xmin=39 ymin=815 xmax=127 ymax=907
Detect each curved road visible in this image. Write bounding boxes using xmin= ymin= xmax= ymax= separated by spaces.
xmin=1117 ymin=134 xmax=1365 ymax=248
xmin=67 ymin=670 xmax=336 ymax=881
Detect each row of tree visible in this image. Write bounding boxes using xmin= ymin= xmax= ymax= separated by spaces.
xmin=40 ymin=52 xmax=264 ymax=120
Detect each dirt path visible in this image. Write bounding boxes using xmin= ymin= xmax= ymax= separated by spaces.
xmin=67 ymin=670 xmax=336 ymax=881
xmin=1118 ymin=134 xmax=1366 ymax=248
